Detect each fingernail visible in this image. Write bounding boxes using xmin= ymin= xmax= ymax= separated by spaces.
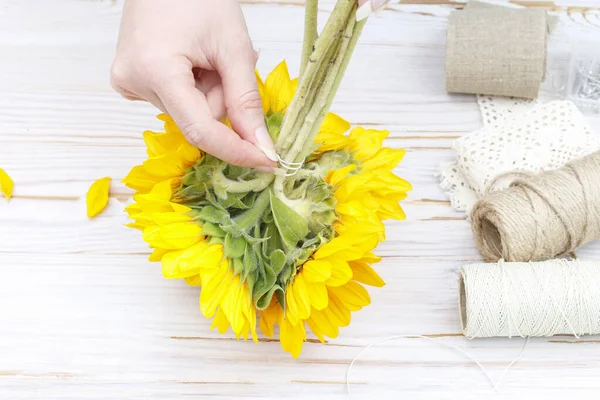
xmin=356 ymin=1 xmax=373 ymax=21
xmin=255 ymin=127 xmax=279 ymax=162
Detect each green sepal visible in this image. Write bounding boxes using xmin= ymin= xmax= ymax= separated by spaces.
xmin=270 ymin=250 xmax=287 ymax=275
xmin=200 ymin=222 xmax=226 ymax=238
xmin=256 ymin=284 xmax=283 ymax=310
xmin=208 ymin=236 xmax=224 ymax=245
xmin=224 ymin=233 xmax=246 ymax=259
xmin=266 ymin=111 xmax=284 ymax=141
xmin=197 ymin=206 xmax=228 ymax=224
xmin=219 ymin=193 xmax=250 ymax=210
xmin=233 ymin=257 xmax=244 ymax=276
xmin=270 ymin=193 xmax=309 ymax=249
xmin=242 ymin=244 xmax=259 ymax=282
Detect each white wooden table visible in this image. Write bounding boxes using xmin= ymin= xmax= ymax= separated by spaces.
xmin=2 ymin=1 xmax=600 ymax=398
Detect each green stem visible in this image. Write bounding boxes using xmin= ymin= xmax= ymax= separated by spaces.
xmin=275 ymin=0 xmax=355 ymax=153
xmin=300 ymin=0 xmax=319 ymax=77
xmin=284 ymin=13 xmax=363 ymax=163
xmin=233 ymin=189 xmax=271 ymax=231
xmin=212 ymin=171 xmax=274 ymax=194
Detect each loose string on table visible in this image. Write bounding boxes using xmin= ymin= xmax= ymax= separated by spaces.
xmin=346 ymin=334 xmax=529 ymax=394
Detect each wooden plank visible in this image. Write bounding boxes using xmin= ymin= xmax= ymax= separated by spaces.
xmin=2 ymin=253 xmax=600 ymax=397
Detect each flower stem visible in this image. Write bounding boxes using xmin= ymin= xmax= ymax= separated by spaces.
xmin=212 ymin=171 xmax=274 ymax=194
xmin=300 ymin=0 xmax=319 ymax=78
xmin=275 ymin=0 xmax=355 ymax=154
xmin=285 ymin=14 xmax=366 ymax=164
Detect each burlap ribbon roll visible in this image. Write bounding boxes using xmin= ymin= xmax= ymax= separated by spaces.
xmin=446 ymin=4 xmax=548 ymax=99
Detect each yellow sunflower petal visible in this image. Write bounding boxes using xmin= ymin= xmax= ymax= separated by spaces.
xmin=305 ymin=280 xmax=328 ymax=310
xmin=255 ymin=69 xmax=265 ymax=102
xmin=149 ymin=247 xmax=170 ymax=262
xmin=86 ymin=177 xmax=111 ymax=218
xmin=259 ymin=303 xmax=281 ymax=338
xmin=324 ymin=259 xmax=353 ymax=287
xmin=123 ymin=165 xmax=160 ymax=193
xmin=325 ymin=164 xmax=356 ymax=188
xmin=302 ymin=259 xmax=332 ymax=282
xmin=320 ymin=112 xmax=351 ymax=136
xmin=184 ymin=274 xmax=203 ymax=286
xmin=0 ymin=168 xmax=14 ymax=201
xmin=329 ymin=281 xmax=371 ymax=310
xmin=349 ymin=261 xmax=385 ymax=287
xmin=292 ymin=273 xmax=311 ymax=320
xmin=280 ymin=318 xmax=306 ymax=358
xmin=349 ymin=127 xmax=389 ymax=160
xmin=264 ymin=60 xmax=294 ymax=113
xmin=307 ymin=308 xmax=339 ymax=339
xmin=210 ymin=308 xmax=230 ymax=334
xmin=360 ymin=148 xmax=406 ymax=171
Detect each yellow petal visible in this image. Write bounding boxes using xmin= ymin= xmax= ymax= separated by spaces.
xmin=349 ymin=261 xmax=385 ymax=287
xmin=324 ymin=259 xmax=353 ymax=287
xmin=149 ymin=247 xmax=170 ymax=262
xmin=264 ymin=60 xmax=294 ymax=113
xmin=307 ymin=308 xmax=338 ymax=339
xmin=326 ymin=294 xmax=352 ymax=327
xmin=349 ymin=127 xmax=389 ymax=160
xmin=305 ymin=281 xmax=328 ymax=310
xmin=280 ymin=318 xmax=306 ymax=358
xmin=123 ymin=165 xmax=160 ymax=193
xmin=259 ymin=303 xmax=281 ymax=338
xmin=142 ymin=222 xmax=202 ymax=249
xmin=86 ymin=177 xmax=111 ymax=218
xmin=360 ymin=148 xmax=406 ymax=171
xmin=210 ymin=308 xmax=230 ymax=334
xmin=292 ymin=273 xmax=311 ymax=320
xmin=0 ymin=168 xmax=14 ymax=201
xmin=302 ymin=260 xmax=332 ymax=282
xmin=325 ymin=164 xmax=356 ymax=188
xmin=184 ymin=274 xmax=203 ymax=286
xmin=319 ymin=112 xmax=351 ymax=136
xmin=329 ymin=281 xmax=371 ymax=310
xmin=255 ymin=69 xmax=265 ymax=101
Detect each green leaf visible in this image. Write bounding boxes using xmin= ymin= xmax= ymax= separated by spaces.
xmin=242 ymin=245 xmax=259 ymax=282
xmin=201 ymin=222 xmax=226 ymax=238
xmin=270 ymin=250 xmax=287 ymax=275
xmin=233 ymin=258 xmax=244 ymax=276
xmin=208 ymin=236 xmax=223 ymax=245
xmin=224 ymin=234 xmax=246 ymax=259
xmin=220 ymin=193 xmax=250 ymax=210
xmin=197 ymin=206 xmax=227 ymax=224
xmin=256 ymin=285 xmax=283 ymax=310
xmin=276 ymin=289 xmax=286 ymax=312
xmin=270 ymin=194 xmax=309 ymax=249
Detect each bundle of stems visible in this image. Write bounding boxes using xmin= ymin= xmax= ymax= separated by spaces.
xmin=276 ymin=0 xmax=366 ymax=168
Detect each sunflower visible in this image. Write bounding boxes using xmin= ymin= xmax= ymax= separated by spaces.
xmin=124 ymin=61 xmax=411 ymax=357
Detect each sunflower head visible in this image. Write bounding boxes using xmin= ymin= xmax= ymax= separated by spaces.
xmin=124 ymin=61 xmax=411 ymax=357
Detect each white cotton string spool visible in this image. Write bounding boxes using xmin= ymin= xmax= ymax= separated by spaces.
xmin=459 ymin=259 xmax=600 ymax=338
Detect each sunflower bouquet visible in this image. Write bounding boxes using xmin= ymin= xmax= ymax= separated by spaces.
xmin=124 ymin=0 xmax=410 ymax=357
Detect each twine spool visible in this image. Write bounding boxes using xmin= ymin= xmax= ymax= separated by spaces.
xmin=459 ymin=259 xmax=600 ymax=338
xmin=471 ymin=150 xmax=600 ymax=262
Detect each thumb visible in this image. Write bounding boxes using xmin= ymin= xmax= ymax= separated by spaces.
xmin=218 ymin=47 xmax=279 ymax=163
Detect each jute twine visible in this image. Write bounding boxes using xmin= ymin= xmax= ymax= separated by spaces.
xmin=460 ymin=259 xmax=600 ymax=338
xmin=471 ymin=150 xmax=600 ymax=262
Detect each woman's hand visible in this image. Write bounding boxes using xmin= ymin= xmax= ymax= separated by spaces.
xmin=111 ymin=0 xmax=277 ymax=168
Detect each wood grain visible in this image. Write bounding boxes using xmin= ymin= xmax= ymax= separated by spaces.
xmin=1 ymin=0 xmax=600 ymax=398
